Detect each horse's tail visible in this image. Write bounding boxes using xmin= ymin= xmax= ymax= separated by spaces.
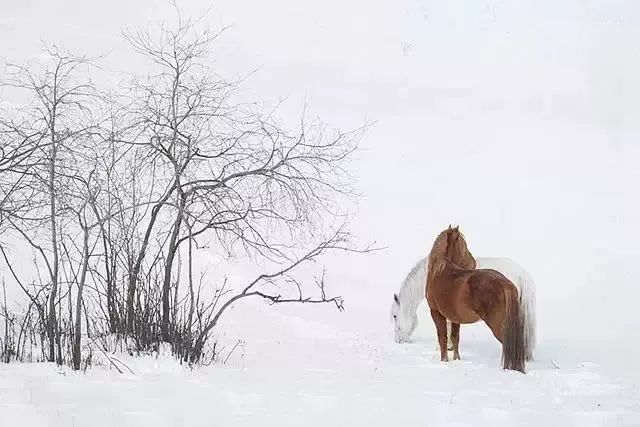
xmin=517 ymin=272 xmax=537 ymax=361
xmin=502 ymin=284 xmax=526 ymax=373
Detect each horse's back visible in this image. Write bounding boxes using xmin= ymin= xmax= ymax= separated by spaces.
xmin=476 ymin=257 xmax=533 ymax=293
xmin=476 ymin=257 xmax=527 ymax=275
xmin=429 ymin=266 xmax=484 ymax=323
xmin=465 ymin=269 xmax=516 ymax=318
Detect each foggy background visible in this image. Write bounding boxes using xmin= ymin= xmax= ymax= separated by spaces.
xmin=2 ymin=0 xmax=639 ymax=350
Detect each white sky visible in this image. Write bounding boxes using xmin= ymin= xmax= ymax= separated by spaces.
xmin=1 ymin=0 xmax=640 ymax=341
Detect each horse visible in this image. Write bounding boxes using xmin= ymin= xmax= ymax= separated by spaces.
xmin=391 ymin=254 xmax=536 ymax=361
xmin=391 ymin=259 xmax=453 ymax=348
xmin=426 ymin=225 xmax=527 ymax=373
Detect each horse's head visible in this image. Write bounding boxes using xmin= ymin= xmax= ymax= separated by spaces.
xmin=429 ymin=225 xmax=476 ymax=271
xmin=391 ymin=293 xmax=417 ymax=343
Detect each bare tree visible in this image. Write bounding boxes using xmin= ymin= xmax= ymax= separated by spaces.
xmin=123 ymin=10 xmax=367 ymax=345
xmin=1 ymin=46 xmax=98 ymax=364
xmin=0 ymin=7 xmax=372 ymax=368
xmin=186 ymin=227 xmax=375 ymax=362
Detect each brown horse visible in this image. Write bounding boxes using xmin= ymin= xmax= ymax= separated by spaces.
xmin=425 ymin=226 xmax=526 ymax=373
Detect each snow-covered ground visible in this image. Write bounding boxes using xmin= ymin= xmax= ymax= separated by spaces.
xmin=2 ymin=299 xmax=639 ymax=426
xmin=2 ymin=1 xmax=640 ymax=426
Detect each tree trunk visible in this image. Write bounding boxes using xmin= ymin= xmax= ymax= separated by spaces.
xmin=99 ymin=214 xmax=119 ymax=333
xmin=161 ymin=208 xmax=183 ymax=341
xmin=47 ymin=120 xmax=60 ymax=365
xmin=125 ymin=184 xmax=176 ymax=334
xmin=72 ymin=224 xmax=90 ymax=370
xmin=185 ymin=224 xmax=195 ymax=361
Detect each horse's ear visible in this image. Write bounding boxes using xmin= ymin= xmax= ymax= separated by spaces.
xmin=448 ymin=224 xmax=452 ymax=230
xmin=393 ymin=293 xmax=399 ymax=304
xmin=454 ymin=225 xmax=459 ymax=232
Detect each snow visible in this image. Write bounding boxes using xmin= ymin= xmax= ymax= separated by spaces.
xmin=2 ymin=0 xmax=640 ymax=425
xmin=1 ymin=300 xmax=639 ymax=426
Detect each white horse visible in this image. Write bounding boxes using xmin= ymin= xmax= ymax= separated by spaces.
xmin=391 ymin=256 xmax=537 ymax=360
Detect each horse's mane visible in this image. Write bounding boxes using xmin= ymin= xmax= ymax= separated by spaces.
xmin=397 ymin=257 xmax=427 ymax=304
xmin=403 ymin=258 xmax=426 ymax=289
xmin=427 ymin=229 xmax=450 ymax=283
xmin=427 ymin=226 xmax=476 ymax=285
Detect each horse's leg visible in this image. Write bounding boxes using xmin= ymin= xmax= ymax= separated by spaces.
xmin=430 ymin=309 xmax=449 ymax=362
xmin=447 ymin=321 xmax=454 ymax=351
xmin=482 ymin=312 xmax=505 ymax=344
xmin=470 ymin=289 xmax=506 ymax=345
xmin=450 ymin=322 xmax=461 ymax=360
